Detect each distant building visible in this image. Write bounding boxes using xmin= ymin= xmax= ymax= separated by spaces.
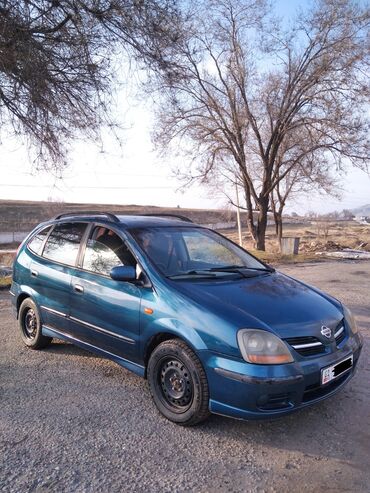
xmin=355 ymin=215 xmax=370 ymax=224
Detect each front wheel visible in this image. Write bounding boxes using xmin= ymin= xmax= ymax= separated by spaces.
xmin=147 ymin=339 xmax=210 ymax=426
xmin=18 ymin=298 xmax=52 ymax=349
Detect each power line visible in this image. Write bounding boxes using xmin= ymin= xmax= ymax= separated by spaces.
xmin=0 ymin=183 xmax=174 ymax=190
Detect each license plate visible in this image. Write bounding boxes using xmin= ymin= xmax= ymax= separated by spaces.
xmin=321 ymin=355 xmax=353 ymax=385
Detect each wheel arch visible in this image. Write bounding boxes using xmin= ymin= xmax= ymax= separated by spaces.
xmin=143 ymin=332 xmax=199 ymax=378
xmin=16 ymin=292 xmax=32 ymax=318
xmin=15 ymin=286 xmax=40 ymax=319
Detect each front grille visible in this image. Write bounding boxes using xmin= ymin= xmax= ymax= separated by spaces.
xmin=334 ymin=323 xmax=346 ymax=345
xmin=285 ymin=336 xmax=325 ymax=356
xmin=286 ymin=319 xmax=347 ymax=356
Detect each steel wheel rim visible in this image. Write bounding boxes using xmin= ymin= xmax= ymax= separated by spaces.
xmin=156 ymin=357 xmax=194 ymax=413
xmin=23 ymin=308 xmax=37 ymax=339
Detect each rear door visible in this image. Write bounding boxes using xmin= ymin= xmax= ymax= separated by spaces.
xmin=69 ymin=225 xmax=142 ymax=363
xmin=32 ymin=222 xmax=87 ymax=331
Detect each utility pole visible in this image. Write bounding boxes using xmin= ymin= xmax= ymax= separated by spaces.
xmin=235 ymin=182 xmax=243 ymax=246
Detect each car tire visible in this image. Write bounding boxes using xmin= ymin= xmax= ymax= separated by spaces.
xmin=147 ymin=339 xmax=210 ymax=426
xmin=18 ymin=298 xmax=52 ymax=349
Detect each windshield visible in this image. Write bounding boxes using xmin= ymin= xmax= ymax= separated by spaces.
xmin=130 ymin=227 xmax=267 ymax=278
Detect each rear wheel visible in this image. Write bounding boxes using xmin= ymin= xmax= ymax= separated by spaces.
xmin=18 ymin=298 xmax=51 ymax=349
xmin=147 ymin=339 xmax=210 ymax=426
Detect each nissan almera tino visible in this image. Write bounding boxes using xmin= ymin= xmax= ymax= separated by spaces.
xmin=11 ymin=212 xmax=362 ymax=425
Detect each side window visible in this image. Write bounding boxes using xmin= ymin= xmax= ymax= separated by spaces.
xmin=28 ymin=226 xmax=51 ymax=255
xmin=43 ymin=223 xmax=86 ymax=266
xmin=82 ymin=227 xmax=136 ymax=276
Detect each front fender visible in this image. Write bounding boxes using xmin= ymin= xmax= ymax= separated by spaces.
xmin=142 ymin=316 xmax=209 ymax=354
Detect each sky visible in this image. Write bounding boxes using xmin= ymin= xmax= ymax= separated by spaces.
xmin=0 ymin=1 xmax=369 ymax=214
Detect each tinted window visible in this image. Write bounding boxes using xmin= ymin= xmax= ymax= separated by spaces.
xmin=132 ymin=227 xmax=263 ymax=276
xmin=43 ymin=223 xmax=86 ymax=266
xmin=82 ymin=227 xmax=136 ymax=276
xmin=28 ymin=226 xmax=51 ymax=255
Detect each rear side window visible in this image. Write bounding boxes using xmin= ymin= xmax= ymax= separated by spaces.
xmin=43 ymin=223 xmax=86 ymax=266
xmin=28 ymin=226 xmax=51 ymax=255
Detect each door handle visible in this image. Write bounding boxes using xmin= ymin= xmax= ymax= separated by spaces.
xmin=74 ymin=284 xmax=84 ymax=294
xmin=31 ymin=269 xmax=39 ymax=277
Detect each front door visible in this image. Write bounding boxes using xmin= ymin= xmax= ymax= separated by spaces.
xmin=69 ymin=226 xmax=142 ymax=363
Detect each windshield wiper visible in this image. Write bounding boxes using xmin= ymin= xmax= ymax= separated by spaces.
xmin=168 ymin=265 xmax=274 ymax=279
xmin=209 ymin=265 xmax=275 ymax=273
xmin=167 ymin=270 xmax=218 ymax=279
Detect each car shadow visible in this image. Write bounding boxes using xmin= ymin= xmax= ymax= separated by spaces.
xmin=195 ymin=336 xmax=369 ymax=468
xmin=40 ymin=319 xmax=369 ymax=470
xmin=44 ymin=340 xmax=102 ymax=359
xmin=196 ymin=382 xmax=369 ymax=468
xmin=44 ymin=336 xmax=369 ymax=468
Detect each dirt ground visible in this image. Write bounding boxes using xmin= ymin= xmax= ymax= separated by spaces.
xmin=0 ymin=260 xmax=369 ymax=493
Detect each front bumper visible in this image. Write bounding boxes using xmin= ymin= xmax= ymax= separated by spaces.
xmin=198 ymin=333 xmax=363 ymax=420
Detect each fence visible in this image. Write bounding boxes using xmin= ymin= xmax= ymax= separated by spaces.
xmin=200 ymin=221 xmax=236 ymax=230
xmin=0 ymin=231 xmax=29 ymax=245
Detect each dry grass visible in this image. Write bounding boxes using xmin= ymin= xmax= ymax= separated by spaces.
xmin=0 ymin=252 xmax=15 ymax=267
xmin=0 ymin=251 xmax=14 ymax=289
xmin=247 ymin=249 xmax=320 ymax=266
xmin=223 ymin=220 xmax=370 ymax=265
xmin=0 ymin=276 xmax=11 ymax=288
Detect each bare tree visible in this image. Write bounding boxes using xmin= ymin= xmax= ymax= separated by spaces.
xmin=314 ymin=219 xmax=331 ymax=241
xmin=269 ymin=127 xmax=340 ymax=247
xmin=153 ymin=0 xmax=370 ymax=250
xmin=0 ymin=0 xmax=185 ymax=169
xmin=341 ymin=209 xmax=355 ymax=220
xmin=270 ymin=171 xmax=338 ymax=249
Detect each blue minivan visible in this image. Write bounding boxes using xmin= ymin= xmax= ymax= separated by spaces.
xmin=11 ymin=212 xmax=362 ymax=425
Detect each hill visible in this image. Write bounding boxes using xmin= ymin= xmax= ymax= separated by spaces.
xmin=351 ymin=204 xmax=370 ymax=216
xmin=0 ymin=199 xmax=237 ymax=232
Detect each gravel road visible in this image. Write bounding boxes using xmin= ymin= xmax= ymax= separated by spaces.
xmin=1 ymin=261 xmax=369 ymax=493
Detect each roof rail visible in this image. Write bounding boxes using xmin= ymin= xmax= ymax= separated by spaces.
xmin=140 ymin=213 xmax=193 ymax=223
xmin=54 ymin=211 xmax=120 ymax=223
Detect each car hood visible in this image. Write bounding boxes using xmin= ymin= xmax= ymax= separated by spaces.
xmin=170 ymin=271 xmax=343 ymax=338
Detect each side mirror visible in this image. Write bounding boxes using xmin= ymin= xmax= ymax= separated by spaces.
xmin=110 ymin=265 xmax=136 ymax=282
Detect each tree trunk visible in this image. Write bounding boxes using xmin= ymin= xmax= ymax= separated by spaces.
xmin=274 ymin=213 xmax=279 ymax=237
xmin=272 ymin=209 xmax=280 ymax=247
xmin=246 ymin=206 xmax=257 ymax=243
xmin=255 ymin=198 xmax=269 ymax=251
xmin=242 ymin=176 xmax=257 ymax=243
xmin=276 ymin=212 xmax=283 ymax=250
xmin=271 ymin=192 xmax=284 ymax=251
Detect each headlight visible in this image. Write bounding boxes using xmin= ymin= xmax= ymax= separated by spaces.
xmin=237 ymin=329 xmax=294 ymax=364
xmin=342 ymin=304 xmax=359 ymax=334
